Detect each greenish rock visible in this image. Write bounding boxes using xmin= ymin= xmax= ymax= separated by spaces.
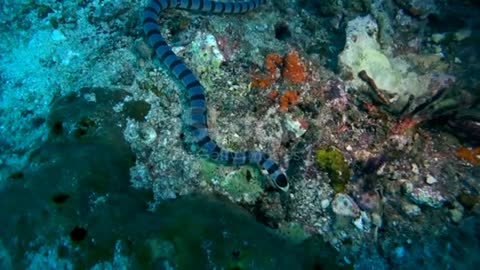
xmin=278 ymin=222 xmax=311 ymax=245
xmin=186 ymin=32 xmax=224 ymax=82
xmin=457 ymin=192 xmax=480 ymax=211
xmin=199 ymin=159 xmax=222 ymax=183
xmin=49 ymin=16 xmax=59 ymax=29
xmin=37 ymin=4 xmax=53 ymax=19
xmin=200 ymin=160 xmax=265 ymax=204
xmin=221 ymin=167 xmax=264 ymax=204
xmin=0 ymin=88 xmax=150 ymax=269
xmin=315 ymin=147 xmax=351 ymax=193
xmin=123 ymin=100 xmax=151 ymax=122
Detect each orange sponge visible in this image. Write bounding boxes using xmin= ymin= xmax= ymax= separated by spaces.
xmin=279 ymin=90 xmax=299 ymax=112
xmin=456 ymin=147 xmax=480 ymax=165
xmin=252 ymin=53 xmax=283 ymax=88
xmin=282 ymin=50 xmax=307 ymax=84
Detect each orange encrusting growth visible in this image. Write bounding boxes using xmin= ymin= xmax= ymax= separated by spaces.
xmin=456 ymin=147 xmax=480 ymax=165
xmin=251 ymin=50 xmax=307 ymax=112
xmin=252 ymin=53 xmax=283 ymax=88
xmin=282 ymin=50 xmax=307 ymax=83
xmin=266 ymin=53 xmax=283 ymax=74
xmin=279 ymin=90 xmax=299 ymax=112
xmin=252 ymin=77 xmax=273 ymax=88
xmin=252 ymin=50 xmax=307 ymax=88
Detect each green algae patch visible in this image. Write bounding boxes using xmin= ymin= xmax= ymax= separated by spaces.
xmin=0 ymin=88 xmax=153 ymax=269
xmin=221 ymin=167 xmax=264 ymax=204
xmin=149 ymin=195 xmax=305 ymax=269
xmin=199 ymin=159 xmax=265 ymax=204
xmin=315 ymin=147 xmax=351 ymax=192
xmin=199 ymin=159 xmax=221 ymax=183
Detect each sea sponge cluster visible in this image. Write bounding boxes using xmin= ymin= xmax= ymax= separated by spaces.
xmin=252 ymin=50 xmax=308 ymax=112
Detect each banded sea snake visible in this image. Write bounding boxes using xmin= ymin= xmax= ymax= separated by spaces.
xmin=143 ymin=0 xmax=289 ymax=191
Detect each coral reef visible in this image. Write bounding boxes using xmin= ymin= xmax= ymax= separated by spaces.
xmin=0 ymin=87 xmax=342 ymax=269
xmin=1 ymin=0 xmax=479 ymax=268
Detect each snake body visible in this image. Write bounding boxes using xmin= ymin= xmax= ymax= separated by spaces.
xmin=143 ymin=0 xmax=289 ymax=191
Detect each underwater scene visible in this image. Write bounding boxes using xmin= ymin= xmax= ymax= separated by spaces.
xmin=0 ymin=0 xmax=479 ymax=269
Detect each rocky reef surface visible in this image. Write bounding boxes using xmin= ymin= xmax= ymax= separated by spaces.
xmin=1 ymin=0 xmax=479 ymax=269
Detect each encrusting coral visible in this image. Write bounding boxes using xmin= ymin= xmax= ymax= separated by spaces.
xmin=282 ymin=50 xmax=307 ymax=84
xmin=252 ymin=50 xmax=307 ymax=112
xmin=279 ymin=90 xmax=299 ymax=112
xmin=252 ymin=53 xmax=283 ymax=88
xmin=252 ymin=50 xmax=308 ymax=87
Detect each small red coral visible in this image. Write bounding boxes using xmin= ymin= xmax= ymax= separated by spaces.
xmin=252 ymin=76 xmax=273 ymax=88
xmin=456 ymin=147 xmax=480 ymax=165
xmin=279 ymin=90 xmax=299 ymax=112
xmin=265 ymin=53 xmax=283 ymax=75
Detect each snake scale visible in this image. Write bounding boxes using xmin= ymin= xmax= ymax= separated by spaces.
xmin=143 ymin=0 xmax=289 ymax=191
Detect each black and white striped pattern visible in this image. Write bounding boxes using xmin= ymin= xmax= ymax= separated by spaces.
xmin=143 ymin=0 xmax=289 ymax=191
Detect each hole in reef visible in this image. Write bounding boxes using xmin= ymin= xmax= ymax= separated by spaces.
xmin=276 ymin=174 xmax=288 ymax=187
xmin=73 ymin=117 xmax=96 ymax=138
xmin=8 ymin=171 xmax=24 ymax=180
xmin=51 ymin=121 xmax=64 ymax=135
xmin=73 ymin=128 xmax=88 ymax=138
xmin=313 ymin=262 xmax=324 ymax=270
xmin=275 ymin=22 xmax=291 ymax=41
xmin=51 ymin=193 xmax=70 ymax=204
xmin=245 ymin=170 xmax=252 ymax=181
xmin=231 ymin=249 xmax=240 ymax=259
xmin=70 ymin=226 xmax=88 ymax=242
